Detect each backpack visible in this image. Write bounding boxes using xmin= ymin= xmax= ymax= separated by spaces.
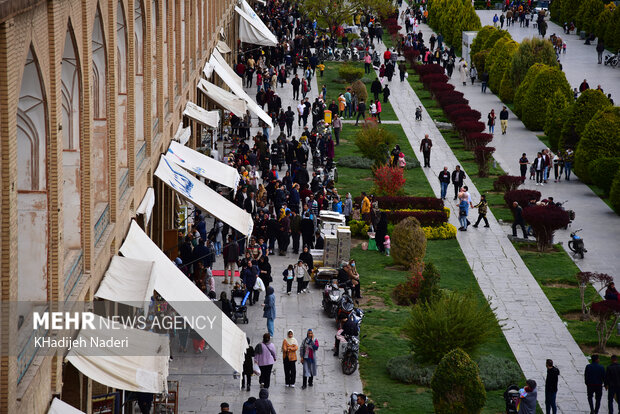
xmin=254 ymin=343 xmax=263 ymax=355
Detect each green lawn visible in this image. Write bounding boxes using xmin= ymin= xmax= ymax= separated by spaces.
xmin=356 ymin=239 xmax=524 ymax=413
xmin=320 ymin=61 xmax=398 ymax=121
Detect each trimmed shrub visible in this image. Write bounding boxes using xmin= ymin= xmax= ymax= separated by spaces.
xmin=421 ymin=73 xmax=449 ymax=87
xmin=391 ymin=216 xmax=427 ymax=268
xmin=509 ymin=38 xmax=558 ymax=89
xmin=444 ymin=104 xmax=471 ymax=117
xmin=455 ymin=120 xmax=486 ymax=137
xmin=431 ymin=349 xmax=487 ymax=413
xmin=393 ymin=271 xmax=423 ymax=305
xmin=373 ymin=165 xmax=406 ymax=196
xmin=338 ymin=64 xmax=364 ymax=83
xmin=464 ymin=132 xmax=493 ymax=151
xmin=449 ymin=109 xmax=482 ymax=124
xmin=544 ymin=90 xmax=570 ymax=152
xmin=418 ymin=262 xmax=441 ymax=304
xmin=350 ymin=79 xmax=368 ymax=102
xmin=488 ymin=40 xmax=518 ymax=93
xmin=353 ymin=195 xmax=444 ymax=210
xmin=514 ymin=63 xmax=545 ymax=118
xmin=429 ymin=82 xmax=455 ymax=96
xmin=470 ymin=26 xmax=497 ymax=57
xmin=384 ymin=210 xmax=448 ymax=227
xmin=437 ymin=92 xmax=469 ymax=108
xmin=504 ymin=189 xmax=541 ymax=209
xmin=522 ymin=205 xmax=571 ymax=251
xmin=474 ymin=146 xmax=496 ymax=177
xmin=477 ymin=355 xmax=523 ymax=391
xmin=559 ymin=89 xmax=612 ymax=151
xmin=423 ymin=223 xmax=458 ymax=240
xmin=472 ymin=50 xmax=490 ymax=77
xmin=521 ymin=65 xmax=572 ymax=131
xmin=405 ymin=291 xmax=497 ymax=364
xmin=610 ymin=170 xmax=620 ymax=213
xmin=493 ymin=175 xmax=525 ymax=192
xmin=575 ymin=0 xmax=604 ymax=34
xmin=386 ymin=355 xmax=435 ymax=386
xmin=403 ymin=46 xmax=421 ymax=64
xmin=605 ymin=5 xmax=620 ymax=50
xmin=483 ymin=28 xmax=511 ymax=50
xmin=590 ymin=158 xmax=620 ymax=196
xmin=355 ymin=123 xmax=397 ymax=165
xmin=574 ymin=107 xmax=620 ymax=183
xmin=349 ymin=220 xmax=370 ymax=238
xmin=499 ymin=71 xmax=515 ymax=103
xmin=413 ymin=63 xmax=445 ymax=75
xmin=595 ymin=5 xmax=615 ymax=42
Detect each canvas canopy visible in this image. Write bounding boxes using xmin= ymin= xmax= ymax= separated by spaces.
xmin=206 ymin=51 xmax=273 ymax=128
xmin=174 ymin=122 xmax=192 ymax=145
xmin=136 ymin=187 xmax=155 ymax=225
xmin=48 ymin=398 xmax=85 ymax=414
xmin=166 ymin=140 xmax=240 ymax=191
xmin=216 ymin=40 xmax=232 ymax=54
xmin=119 ymin=221 xmax=247 ymax=373
xmin=236 ymin=0 xmax=277 ymax=47
xmin=183 ymin=101 xmax=219 ymax=128
xmin=65 ymin=314 xmax=169 ymax=393
xmin=94 ymin=256 xmax=155 ymax=306
xmin=154 ymin=155 xmax=253 ymax=237
xmin=198 ymin=79 xmax=247 ymax=117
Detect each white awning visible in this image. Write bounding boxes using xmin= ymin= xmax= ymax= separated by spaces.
xmin=136 ymin=187 xmax=155 ymax=225
xmin=66 ymin=314 xmax=169 ymax=393
xmin=94 ymin=256 xmax=155 ymax=306
xmin=183 ymin=101 xmax=220 ymax=128
xmin=167 ymin=140 xmax=240 ymax=190
xmin=154 ymin=154 xmax=253 ymax=237
xmin=119 ymin=221 xmax=247 ymax=373
xmin=216 ymin=40 xmax=232 ymax=54
xmin=48 ymin=398 xmax=85 ymax=414
xmin=206 ymin=51 xmax=273 ymax=128
xmin=236 ymin=0 xmax=278 ymax=47
xmin=198 ymin=79 xmax=247 ymax=117
xmin=174 ymin=122 xmax=192 ymax=146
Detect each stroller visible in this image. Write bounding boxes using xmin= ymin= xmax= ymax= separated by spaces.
xmin=230 ymin=290 xmax=250 ymax=324
xmin=503 ymin=385 xmax=520 ymax=414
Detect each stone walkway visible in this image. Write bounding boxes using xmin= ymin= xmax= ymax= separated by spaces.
xmin=168 ymin=65 xmax=363 ymax=414
xmin=372 ymin=10 xmax=595 ymax=412
xmin=414 ymin=13 xmax=620 ymax=282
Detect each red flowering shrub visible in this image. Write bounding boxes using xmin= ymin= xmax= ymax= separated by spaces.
xmin=384 ymin=210 xmax=448 ymax=226
xmin=353 ymin=196 xmax=444 ymax=210
xmin=444 ymin=104 xmax=471 ymax=116
xmin=493 ymin=175 xmax=525 ymax=192
xmin=455 ymin=120 xmax=486 ymax=137
xmin=504 ymin=189 xmax=541 ymax=209
xmin=413 ymin=64 xmax=445 ymax=76
xmin=373 ymin=165 xmax=406 ymax=196
xmin=464 ymin=132 xmax=493 ymax=150
xmin=436 ymin=91 xmax=469 ymax=108
xmin=421 ymin=73 xmax=449 ymax=87
xmin=403 ymin=47 xmax=421 ymax=63
xmin=473 ymin=146 xmax=496 ymax=177
xmin=393 ymin=269 xmax=424 ymax=305
xmin=448 ymin=109 xmax=482 ymax=123
xmin=523 ymin=205 xmax=571 ymax=251
xmin=590 ymin=300 xmax=620 ymax=353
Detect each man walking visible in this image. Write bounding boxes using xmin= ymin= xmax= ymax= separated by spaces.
xmin=511 ymin=201 xmax=528 ymax=239
xmin=472 ymin=195 xmax=489 ymax=228
xmin=285 ymin=106 xmax=295 ymax=137
xmin=223 ymin=235 xmax=239 ymax=284
xmin=291 ymin=74 xmax=301 ymax=100
xmin=585 ymin=354 xmax=605 ymax=414
xmin=332 ymin=114 xmax=342 ymax=145
xmin=451 ymin=165 xmax=466 ymax=200
xmin=355 ymin=99 xmax=366 ymax=126
xmin=597 ymin=40 xmax=605 ymax=64
xmin=606 ymin=355 xmax=620 ymax=414
xmin=545 ymin=359 xmax=560 ymax=414
xmin=438 ymin=167 xmax=450 ymax=200
xmin=481 ymin=70 xmax=489 ymax=93
xmin=499 ymin=106 xmax=509 ymax=135
xmin=420 ymin=134 xmax=433 ymax=167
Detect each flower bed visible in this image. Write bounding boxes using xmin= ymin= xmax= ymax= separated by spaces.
xmin=354 ymin=195 xmax=444 ymax=210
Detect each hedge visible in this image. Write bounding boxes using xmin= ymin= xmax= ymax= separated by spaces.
xmin=559 ymin=89 xmax=612 ymax=151
xmin=521 ymin=65 xmax=572 ymax=131
xmin=575 ymin=0 xmax=604 ymax=34
xmin=338 ymin=64 xmax=364 ymax=83
xmin=431 ymin=349 xmax=486 ymax=413
xmin=429 ymin=82 xmax=455 ymax=96
xmin=470 ymin=26 xmax=496 ymax=57
xmin=413 ymin=63 xmax=445 ymax=76
xmin=423 ymin=223 xmax=457 ymax=240
xmin=488 ymin=39 xmax=519 ymax=94
xmin=444 ymin=104 xmax=471 ymax=117
xmin=472 ymin=50 xmax=490 ymax=77
xmin=493 ymin=175 xmax=524 ymax=192
xmin=514 ymin=63 xmax=545 ymax=118
xmin=437 ymin=92 xmax=469 ymax=108
xmin=455 ymin=120 xmax=486 ymax=136
xmin=448 ymin=109 xmax=482 ymax=124
xmin=509 ymin=37 xmax=558 ymax=90
xmin=610 ymin=170 xmax=620 ymax=213
xmin=544 ymin=90 xmax=570 ymax=152
xmin=483 ymin=28 xmax=511 ymax=51
xmin=421 ymin=73 xmax=449 ymax=87
xmin=384 ymin=210 xmax=448 ymax=227
xmin=354 ymin=195 xmax=445 ymax=210
xmin=574 ymin=107 xmax=620 ymax=183
xmin=499 ymin=71 xmax=515 ymax=103
xmin=590 ymin=158 xmax=620 ymax=196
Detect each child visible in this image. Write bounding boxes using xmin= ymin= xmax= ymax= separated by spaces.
xmin=529 ymin=162 xmax=536 ymax=180
xmin=317 ymin=62 xmax=325 ymax=77
xmin=562 ymin=42 xmax=567 ymax=54
xmin=383 ymin=235 xmax=391 ymax=256
xmin=415 ymin=106 xmax=422 ymax=121
xmin=397 ymin=152 xmax=407 ymax=168
xmin=369 ymin=101 xmax=377 ymax=119
xmin=472 ymin=195 xmax=489 ymax=228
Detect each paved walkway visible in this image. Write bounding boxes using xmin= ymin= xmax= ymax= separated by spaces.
xmin=373 ymin=10 xmax=595 ymax=412
xmin=414 ymin=14 xmax=620 ymax=282
xmin=168 ymin=66 xmax=363 ymax=414
xmin=476 ymin=10 xmax=620 ymax=101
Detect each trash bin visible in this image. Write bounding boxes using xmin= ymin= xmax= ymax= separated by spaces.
xmin=580 ymin=30 xmax=586 ymax=40
xmin=324 ymin=109 xmax=332 ymax=124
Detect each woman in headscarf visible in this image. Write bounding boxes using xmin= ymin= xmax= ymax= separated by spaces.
xmin=255 ymin=332 xmax=277 ymax=389
xmin=242 ymin=337 xmax=255 ymax=391
xmin=300 ymin=329 xmax=319 ymax=389
xmin=262 ymin=286 xmax=276 ymax=337
xmin=281 ymin=329 xmax=299 ymax=387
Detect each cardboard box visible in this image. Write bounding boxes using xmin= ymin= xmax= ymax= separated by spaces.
xmin=323 ymin=234 xmax=339 ymax=267
xmin=337 ymin=228 xmax=352 ymax=262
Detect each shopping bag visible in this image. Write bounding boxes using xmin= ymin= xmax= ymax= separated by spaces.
xmin=253 ymin=361 xmax=261 ymax=376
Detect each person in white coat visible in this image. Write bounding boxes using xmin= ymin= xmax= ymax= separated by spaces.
xmin=458 ymin=58 xmax=468 ymax=86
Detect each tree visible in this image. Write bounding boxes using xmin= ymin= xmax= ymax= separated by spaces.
xmin=610 ymin=170 xmax=620 ymax=213
xmin=574 ymin=107 xmax=620 ymax=183
xmin=575 ymin=272 xmax=614 ymax=320
xmin=483 ymin=29 xmax=511 ymax=50
xmin=521 ymin=65 xmax=572 ymax=131
xmin=589 ymin=158 xmax=620 ymax=196
xmin=499 ymin=71 xmax=515 ymax=102
xmin=355 ymin=123 xmax=396 ymax=165
xmin=373 ymin=165 xmax=406 ymax=196
xmin=431 ymin=349 xmax=486 ymax=414
xmin=560 ymin=0 xmax=581 ymax=26
xmin=473 ymin=146 xmax=496 ymax=177
xmin=488 ymin=39 xmax=518 ymax=93
xmin=605 ymin=5 xmax=620 ymax=50
xmin=513 ymin=63 xmax=545 ymax=118
xmin=391 ymin=217 xmax=427 ymax=268
xmin=509 ymin=38 xmax=558 ymax=90
xmin=595 ymin=5 xmax=615 ymax=42
xmin=522 ymin=205 xmax=570 ymax=251
xmin=575 ymin=0 xmax=604 ymax=34
xmin=418 ymin=262 xmax=441 ymax=304
xmin=544 ymin=90 xmax=570 ymax=151
xmin=504 ymin=189 xmax=541 ymax=209
xmin=590 ymin=300 xmax=620 ymax=353
xmin=472 ymin=50 xmax=490 ymax=77
xmin=560 ymin=89 xmax=612 ymax=151
xmin=470 ymin=26 xmax=497 ymax=57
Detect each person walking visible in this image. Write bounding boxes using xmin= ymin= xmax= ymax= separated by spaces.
xmin=472 ymin=195 xmax=489 ymax=228
xmin=295 ymin=260 xmax=309 ymax=294
xmin=242 ymin=338 xmax=255 ymax=391
xmin=585 ymin=354 xmax=605 ymax=414
xmin=564 ymin=148 xmax=574 ymax=180
xmin=332 ymin=114 xmax=342 ymax=146
xmin=262 ymin=286 xmax=276 ymax=337
xmin=481 ymin=70 xmax=489 ymax=93
xmin=282 ymin=264 xmax=294 ymax=295
xmin=420 ymin=134 xmax=433 ymax=168
xmin=469 ymin=65 xmax=477 ymax=85
xmin=451 ymin=165 xmax=466 ymax=200
xmin=511 ymin=201 xmax=528 ymax=239
xmin=518 ymin=379 xmax=538 ymax=414
xmin=364 ymin=52 xmax=372 ymax=74
xmin=399 ymin=61 xmax=407 ymax=82
xmin=534 ymin=152 xmax=545 ymax=186
xmin=438 ymin=167 xmax=450 ymax=200
xmin=281 ymin=329 xmax=298 ymax=387
xmin=300 ymin=329 xmax=319 ymax=389
xmin=487 ymin=109 xmax=496 ymax=134
xmin=343 ymin=193 xmax=353 ymax=224
xmin=355 ymin=99 xmax=366 ymax=126
xmin=458 ymin=193 xmax=469 ymax=231
xmin=597 ymin=40 xmax=605 ymax=64
xmin=606 ymin=355 xmax=620 ymax=414
xmin=499 ymin=106 xmax=509 ymax=135
xmin=371 ymin=78 xmax=382 ymax=102
xmin=291 ymin=74 xmax=300 ymax=100
xmin=255 ymin=333 xmax=277 ymax=389
xmin=545 ymin=359 xmax=560 ymax=414
xmin=458 ymin=58 xmax=468 ymax=86
xmin=254 ymin=389 xmax=276 ymax=414
xmin=223 ymin=235 xmax=239 ymax=284
xmin=519 ymin=153 xmax=529 ymax=179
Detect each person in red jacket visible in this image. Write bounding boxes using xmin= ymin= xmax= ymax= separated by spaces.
xmin=383 ymin=49 xmax=391 ymax=65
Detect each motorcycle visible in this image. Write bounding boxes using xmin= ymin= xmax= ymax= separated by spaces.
xmin=339 ymin=308 xmax=365 ymax=375
xmin=604 ymin=50 xmax=619 ymax=68
xmin=568 ymin=229 xmax=587 ymax=258
xmin=322 ymin=280 xmax=343 ymax=318
xmin=335 ymin=292 xmax=355 ymax=324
